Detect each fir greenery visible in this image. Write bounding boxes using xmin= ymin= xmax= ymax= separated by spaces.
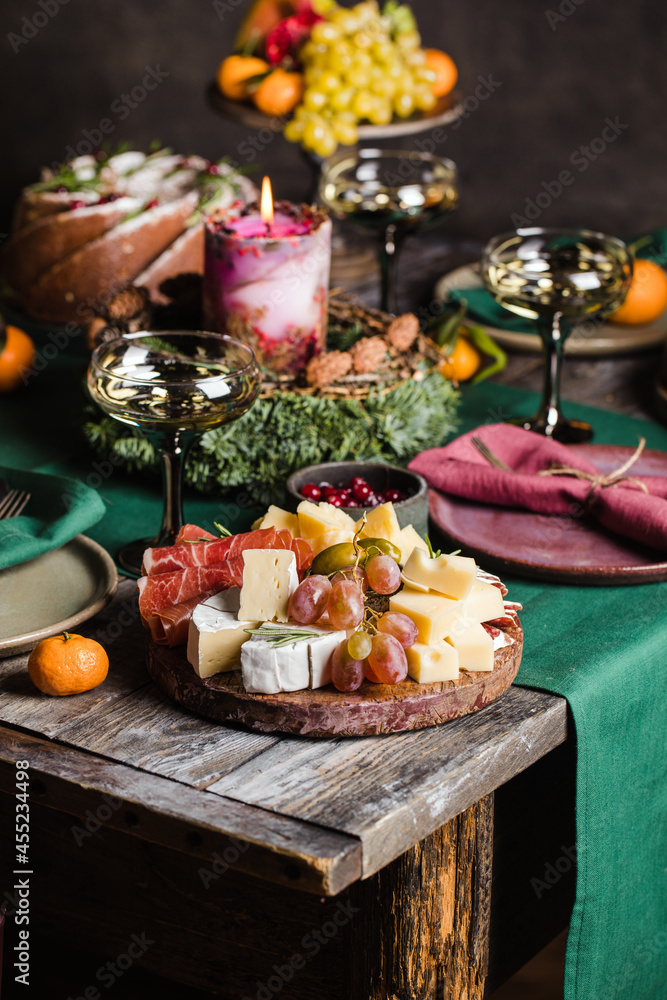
xmin=83 ymin=370 xmax=459 ymax=505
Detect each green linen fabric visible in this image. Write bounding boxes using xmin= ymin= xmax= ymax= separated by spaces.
xmin=1 ymin=321 xmax=666 ymax=1000
xmin=0 ymin=465 xmax=105 ymax=571
xmin=448 ymin=228 xmax=667 ymax=334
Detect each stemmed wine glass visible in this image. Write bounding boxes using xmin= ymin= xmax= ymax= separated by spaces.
xmin=481 ymin=228 xmax=632 ymax=443
xmin=320 ymin=148 xmax=458 ymax=314
xmin=88 ymin=331 xmax=261 ymax=575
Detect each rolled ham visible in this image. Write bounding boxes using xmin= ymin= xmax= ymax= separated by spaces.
xmin=142 ymin=527 xmax=312 ymax=576
xmin=145 ymin=589 xmax=219 ymax=646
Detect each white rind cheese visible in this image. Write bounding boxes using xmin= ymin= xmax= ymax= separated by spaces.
xmin=239 ymin=549 xmax=299 ymax=623
xmin=200 ymin=588 xmax=241 ymax=615
xmin=187 ymin=603 xmax=259 ymax=679
xmin=241 ymin=637 xmax=310 ymax=694
xmin=306 ymin=627 xmax=346 ymax=689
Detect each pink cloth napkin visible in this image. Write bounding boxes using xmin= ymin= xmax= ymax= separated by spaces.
xmin=409 ymin=424 xmax=667 ymax=553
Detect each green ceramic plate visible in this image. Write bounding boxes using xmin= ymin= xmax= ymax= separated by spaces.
xmin=0 ymin=535 xmax=117 ymax=658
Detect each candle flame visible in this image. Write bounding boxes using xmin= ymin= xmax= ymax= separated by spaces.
xmin=260 ymin=176 xmax=274 ymax=225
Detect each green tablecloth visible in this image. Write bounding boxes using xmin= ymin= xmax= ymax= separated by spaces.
xmin=1 ymin=337 xmax=666 ymax=1000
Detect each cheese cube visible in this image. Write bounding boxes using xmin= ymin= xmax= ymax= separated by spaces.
xmin=356 ymin=502 xmax=402 ymax=550
xmin=253 ymin=505 xmax=299 ymax=536
xmin=306 ymin=627 xmax=346 ymax=688
xmin=399 ymin=524 xmax=429 ymax=565
xmin=187 ymin=604 xmax=259 ymax=678
xmin=446 ymin=622 xmax=494 ymax=672
xmin=297 ymin=500 xmax=353 ymax=539
xmin=389 ymin=589 xmax=463 ymax=645
xmin=403 ymin=547 xmax=477 ymax=601
xmin=200 ymin=588 xmax=241 ymax=615
xmin=407 ymin=641 xmax=459 ymax=683
xmin=310 ymin=529 xmax=355 ymax=557
xmin=239 ymin=549 xmax=299 ymax=623
xmin=459 ymin=580 xmax=505 ymax=626
xmin=241 ymin=637 xmax=310 ymax=694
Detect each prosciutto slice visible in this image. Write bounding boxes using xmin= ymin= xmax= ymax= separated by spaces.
xmin=138 ymin=529 xmax=313 ymax=619
xmin=145 ymin=589 xmax=218 ymax=647
xmin=143 ymin=527 xmax=312 ymax=576
xmin=175 ymin=524 xmax=217 ymax=544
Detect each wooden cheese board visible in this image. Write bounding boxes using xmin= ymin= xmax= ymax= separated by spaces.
xmin=146 ymin=620 xmax=523 ymax=738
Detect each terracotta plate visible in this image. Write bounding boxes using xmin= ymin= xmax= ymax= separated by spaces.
xmin=429 ymin=444 xmax=667 ymax=585
xmin=0 ymin=535 xmax=118 ymax=657
xmin=434 ymin=264 xmax=667 ymax=357
xmin=147 ymin=621 xmax=522 ymax=738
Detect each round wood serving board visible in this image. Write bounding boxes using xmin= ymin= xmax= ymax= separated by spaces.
xmin=146 ymin=622 xmax=523 ymax=738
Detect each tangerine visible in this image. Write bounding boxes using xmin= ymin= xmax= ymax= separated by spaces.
xmin=28 ymin=632 xmax=109 ymax=697
xmin=217 ymin=54 xmax=270 ymax=101
xmin=0 ymin=324 xmax=35 ymax=392
xmin=254 ymin=68 xmax=304 ymax=116
xmin=608 ymin=259 xmax=667 ymax=326
xmin=438 ymin=330 xmax=482 ymax=382
xmin=423 ymin=49 xmax=458 ymax=98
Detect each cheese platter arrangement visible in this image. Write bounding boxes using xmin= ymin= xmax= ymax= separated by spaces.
xmin=142 ymin=497 xmax=523 ymax=737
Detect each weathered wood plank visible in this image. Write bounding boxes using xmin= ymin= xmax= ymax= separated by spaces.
xmin=350 ymin=795 xmax=493 ymax=1000
xmin=207 ymin=685 xmax=568 ymax=877
xmin=0 ymin=725 xmax=361 ymax=895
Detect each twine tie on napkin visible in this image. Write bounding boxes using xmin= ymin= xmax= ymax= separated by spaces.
xmin=538 ymin=437 xmax=649 ymax=504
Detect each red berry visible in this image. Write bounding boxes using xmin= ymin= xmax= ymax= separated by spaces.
xmin=374 ymin=493 xmax=387 ymax=505
xmin=69 ymin=199 xmax=86 ymax=210
xmin=385 ymin=489 xmax=405 ymax=503
xmin=321 ymin=485 xmax=337 ymax=498
xmin=353 ymin=483 xmax=372 ymax=503
xmin=350 ymin=477 xmax=367 ymax=488
xmin=301 ymin=483 xmax=321 ymax=501
xmin=328 ymin=496 xmax=344 ymax=507
xmin=345 ymin=498 xmax=359 ymax=508
xmin=145 ymin=198 xmax=159 ymax=209
xmin=206 ymin=163 xmax=220 ymax=175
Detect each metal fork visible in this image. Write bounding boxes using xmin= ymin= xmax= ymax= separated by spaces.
xmin=0 ymin=489 xmax=31 ymax=519
xmin=471 ymin=436 xmax=515 ymax=473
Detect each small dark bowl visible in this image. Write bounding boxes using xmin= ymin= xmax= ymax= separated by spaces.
xmin=286 ymin=461 xmax=428 ymax=537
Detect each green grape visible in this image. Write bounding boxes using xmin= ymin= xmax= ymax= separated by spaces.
xmin=314 ymin=126 xmax=338 ymax=158
xmin=353 ymin=50 xmax=373 ymax=69
xmin=371 ymin=76 xmax=396 ymax=99
xmin=367 ymin=99 xmax=392 ymax=125
xmin=319 ymin=71 xmax=341 ymax=93
xmin=352 ymin=30 xmax=373 ymax=49
xmin=397 ymin=69 xmax=414 ymax=93
xmin=330 ymin=8 xmax=361 ymax=33
xmin=311 ymin=20 xmax=341 ymax=44
xmin=405 ymin=48 xmax=426 ymax=66
xmin=331 ymin=117 xmax=359 ymax=145
xmin=283 ymin=119 xmax=305 ymax=142
xmin=371 ymin=40 xmax=395 ymax=63
xmin=351 ymin=90 xmax=375 ymax=119
xmin=303 ymin=88 xmax=328 ymax=112
xmin=414 ymin=65 xmax=437 ymax=84
xmin=301 ymin=40 xmax=328 ymax=61
xmin=394 ymin=91 xmax=415 ymax=118
xmin=330 ymin=49 xmax=354 ymax=73
xmin=414 ymin=86 xmax=436 ymax=112
xmin=396 ymin=30 xmax=421 ymax=51
xmin=336 ymin=109 xmax=358 ymax=124
xmin=294 ymin=104 xmax=312 ymax=122
xmin=348 ymin=630 xmax=373 ymax=660
xmin=330 ymin=86 xmax=355 ymax=111
xmin=347 ymin=67 xmax=372 ymax=89
xmin=386 ymin=60 xmax=403 ymax=79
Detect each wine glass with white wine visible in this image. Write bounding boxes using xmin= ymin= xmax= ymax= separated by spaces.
xmin=482 ymin=228 xmax=632 ymax=442
xmin=88 ymin=331 xmax=261 ymax=575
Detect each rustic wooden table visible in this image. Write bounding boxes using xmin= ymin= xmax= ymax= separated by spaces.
xmin=1 ymin=233 xmax=662 ymax=998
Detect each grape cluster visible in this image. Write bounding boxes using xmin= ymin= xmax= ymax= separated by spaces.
xmin=301 ymin=476 xmax=407 ymax=509
xmin=284 ymin=1 xmax=437 ymax=157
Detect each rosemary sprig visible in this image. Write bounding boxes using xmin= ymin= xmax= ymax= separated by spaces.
xmin=243 ymin=623 xmax=321 ymax=647
xmin=214 ymin=521 xmax=232 ymax=537
xmin=425 ymin=535 xmax=442 ymax=559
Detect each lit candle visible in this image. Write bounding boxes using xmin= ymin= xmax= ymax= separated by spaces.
xmin=203 ymin=177 xmax=332 ymax=375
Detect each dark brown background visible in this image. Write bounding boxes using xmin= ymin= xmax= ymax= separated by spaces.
xmin=1 ymin=0 xmax=666 ymax=241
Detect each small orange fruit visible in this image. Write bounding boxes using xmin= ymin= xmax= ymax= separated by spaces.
xmin=0 ymin=324 xmax=35 ymax=392
xmin=607 ymin=259 xmax=667 ymax=326
xmin=217 ymin=54 xmax=270 ymax=101
xmin=438 ymin=330 xmax=482 ymax=382
xmin=253 ymin=68 xmax=304 ymax=116
xmin=424 ymin=49 xmax=458 ymax=98
xmin=28 ymin=633 xmax=109 ymax=697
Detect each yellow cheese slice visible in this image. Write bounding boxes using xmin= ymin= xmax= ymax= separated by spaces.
xmin=407 ymin=641 xmax=459 ymax=682
xmin=446 ymin=622 xmax=494 ymax=672
xmin=389 ymin=589 xmax=463 ymax=645
xmin=399 ymin=524 xmax=429 ymax=565
xmin=256 ymin=505 xmax=299 ymax=536
xmin=403 ymin=547 xmax=477 ymax=601
xmin=356 ymin=501 xmax=402 ymax=549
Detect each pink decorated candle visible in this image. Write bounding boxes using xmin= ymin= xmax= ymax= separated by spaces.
xmin=203 ymin=186 xmax=331 ymax=375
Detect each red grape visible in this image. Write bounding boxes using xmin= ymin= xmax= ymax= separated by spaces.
xmin=301 ymin=482 xmax=321 ymax=501
xmin=331 ymin=566 xmax=369 ymax=593
xmin=327 ymin=580 xmax=365 ymax=630
xmin=376 ymin=612 xmax=418 ymax=649
xmin=331 ymin=639 xmax=365 ymax=692
xmin=366 ymin=554 xmax=401 ymax=595
xmin=367 ymin=633 xmax=408 ymax=684
xmin=364 ymin=659 xmax=384 ymax=683
xmin=288 ymin=575 xmax=331 ymax=624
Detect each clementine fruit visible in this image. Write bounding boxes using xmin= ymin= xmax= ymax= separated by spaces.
xmin=0 ymin=324 xmax=35 ymax=392
xmin=28 ymin=633 xmax=109 ymax=697
xmin=607 ymin=259 xmax=667 ymax=326
xmin=217 ymin=54 xmax=270 ymax=101
xmin=438 ymin=330 xmax=482 ymax=382
xmin=424 ymin=49 xmax=458 ymax=98
xmin=253 ymin=68 xmax=304 ymax=116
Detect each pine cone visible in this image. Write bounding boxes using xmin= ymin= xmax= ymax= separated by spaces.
xmin=349 ymin=336 xmax=387 ymax=374
xmin=105 ymin=285 xmax=151 ymax=323
xmin=386 ymin=313 xmax=419 ymax=352
xmin=306 ymin=350 xmax=353 ymax=387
